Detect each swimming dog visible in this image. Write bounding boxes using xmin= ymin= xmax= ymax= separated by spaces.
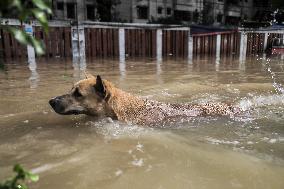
xmin=49 ymin=75 xmax=237 ymax=125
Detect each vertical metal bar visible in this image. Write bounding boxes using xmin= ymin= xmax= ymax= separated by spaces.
xmin=216 ymin=34 xmax=221 ymax=61
xmin=25 ymin=24 xmax=35 ymax=61
xmin=188 ymin=32 xmax=193 ymax=63
xmin=239 ymin=31 xmax=247 ymax=63
xmin=156 ymin=29 xmax=162 ymax=61
xmin=263 ymin=32 xmax=268 ymax=52
xmin=119 ymin=28 xmax=125 ymax=62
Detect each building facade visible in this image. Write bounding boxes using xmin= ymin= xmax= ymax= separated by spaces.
xmin=115 ymin=0 xmax=203 ymax=24
xmin=51 ymin=0 xmax=97 ymax=22
xmin=49 ymin=0 xmax=271 ymax=25
xmin=203 ymin=0 xmax=255 ymax=26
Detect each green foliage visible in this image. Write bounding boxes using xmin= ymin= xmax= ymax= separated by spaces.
xmin=0 ymin=164 xmax=39 ymax=189
xmin=0 ymin=0 xmax=52 ymax=55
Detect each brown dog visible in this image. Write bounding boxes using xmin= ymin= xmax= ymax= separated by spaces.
xmin=49 ymin=75 xmax=237 ymax=125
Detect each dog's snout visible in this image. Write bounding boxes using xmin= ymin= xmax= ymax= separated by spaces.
xmin=49 ymin=97 xmax=61 ymax=107
xmin=49 ymin=98 xmax=56 ymax=107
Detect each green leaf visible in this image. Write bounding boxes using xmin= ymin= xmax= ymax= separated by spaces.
xmin=9 ymin=28 xmax=29 ymax=44
xmin=11 ymin=0 xmax=22 ymax=10
xmin=7 ymin=27 xmax=45 ymax=55
xmin=13 ymin=164 xmax=24 ymax=174
xmin=25 ymin=172 xmax=39 ymax=182
xmin=30 ymin=37 xmax=45 ymax=55
xmin=31 ymin=0 xmax=52 ymax=14
xmin=16 ymin=183 xmax=28 ymax=189
xmin=31 ymin=9 xmax=48 ymax=32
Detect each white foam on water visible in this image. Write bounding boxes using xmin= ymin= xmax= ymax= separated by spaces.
xmin=86 ymin=118 xmax=154 ymax=139
xmin=237 ymin=94 xmax=284 ymax=111
xmin=206 ymin=137 xmax=240 ymax=145
xmin=131 ymin=158 xmax=144 ymax=167
xmin=115 ymin=169 xmax=123 ymax=177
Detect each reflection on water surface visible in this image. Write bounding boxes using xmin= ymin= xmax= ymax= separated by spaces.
xmin=0 ymin=56 xmax=284 ymax=189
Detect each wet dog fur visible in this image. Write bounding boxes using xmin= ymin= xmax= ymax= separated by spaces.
xmin=49 ymin=74 xmax=237 ymax=125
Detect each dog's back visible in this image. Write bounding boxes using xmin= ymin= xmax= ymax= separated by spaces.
xmin=104 ymin=80 xmax=236 ymax=125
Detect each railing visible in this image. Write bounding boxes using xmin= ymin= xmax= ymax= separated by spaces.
xmin=0 ymin=19 xmax=283 ymax=60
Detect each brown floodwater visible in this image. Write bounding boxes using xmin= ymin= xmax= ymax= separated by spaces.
xmin=0 ymin=56 xmax=284 ymax=189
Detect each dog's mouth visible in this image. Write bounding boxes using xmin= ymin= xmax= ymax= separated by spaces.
xmin=55 ymin=109 xmax=82 ymax=115
xmin=49 ymin=98 xmax=85 ymax=115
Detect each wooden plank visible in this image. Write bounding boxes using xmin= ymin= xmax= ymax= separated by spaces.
xmin=92 ymin=28 xmax=96 ymax=57
xmin=138 ymin=29 xmax=142 ymax=57
xmin=65 ymin=28 xmax=71 ymax=57
xmin=180 ymin=31 xmax=184 ymax=57
xmin=115 ymin=29 xmax=119 ymax=57
xmin=98 ymin=28 xmax=103 ymax=57
xmin=152 ymin=30 xmax=156 ymax=57
xmin=131 ymin=29 xmax=136 ymax=57
xmin=134 ymin=29 xmax=138 ymax=56
xmin=85 ymin=28 xmax=89 ymax=57
xmin=145 ymin=30 xmax=149 ymax=57
xmin=106 ymin=29 xmax=110 ymax=57
xmin=184 ymin=31 xmax=187 ymax=57
xmin=171 ymin=31 xmax=175 ymax=56
xmin=193 ymin=36 xmax=196 ymax=55
xmin=0 ymin=29 xmax=3 ymax=58
xmin=166 ymin=30 xmax=170 ymax=56
xmin=3 ymin=31 xmax=12 ymax=59
xmin=125 ymin=29 xmax=128 ymax=56
xmin=50 ymin=28 xmax=57 ymax=57
xmin=141 ymin=29 xmax=146 ymax=57
xmin=58 ymin=27 xmax=63 ymax=57
xmin=176 ymin=31 xmax=180 ymax=57
xmin=137 ymin=29 xmax=140 ymax=56
xmin=108 ymin=29 xmax=112 ymax=57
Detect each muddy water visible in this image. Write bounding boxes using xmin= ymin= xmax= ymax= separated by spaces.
xmin=0 ymin=56 xmax=284 ymax=189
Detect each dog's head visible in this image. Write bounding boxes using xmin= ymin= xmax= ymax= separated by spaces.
xmin=49 ymin=74 xmax=113 ymax=116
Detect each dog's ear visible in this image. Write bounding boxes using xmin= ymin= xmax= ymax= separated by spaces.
xmin=94 ymin=75 xmax=105 ymax=98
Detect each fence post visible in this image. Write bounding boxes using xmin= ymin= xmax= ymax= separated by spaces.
xmin=263 ymin=32 xmax=268 ymax=52
xmin=71 ymin=25 xmax=85 ymax=58
xmin=188 ymin=32 xmax=193 ymax=63
xmin=239 ymin=31 xmax=247 ymax=63
xmin=156 ymin=29 xmax=162 ymax=61
xmin=119 ymin=28 xmax=125 ymax=61
xmin=282 ymin=34 xmax=284 ymax=60
xmin=25 ymin=24 xmax=35 ymax=61
xmin=216 ymin=34 xmax=221 ymax=62
xmin=119 ymin=28 xmax=126 ymax=77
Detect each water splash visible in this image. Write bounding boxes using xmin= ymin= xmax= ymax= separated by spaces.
xmin=237 ymin=94 xmax=284 ymax=111
xmin=86 ymin=118 xmax=153 ymax=139
xmin=265 ymin=58 xmax=284 ymax=94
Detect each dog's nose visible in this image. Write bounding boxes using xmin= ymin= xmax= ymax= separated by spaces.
xmin=49 ymin=98 xmax=57 ymax=107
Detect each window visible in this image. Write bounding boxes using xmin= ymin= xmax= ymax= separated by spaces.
xmin=57 ymin=2 xmax=64 ymax=11
xmin=87 ymin=5 xmax=95 ymax=20
xmin=217 ymin=13 xmax=223 ymax=22
xmin=67 ymin=3 xmax=75 ymax=19
xmin=137 ymin=6 xmax=148 ymax=19
xmin=174 ymin=10 xmax=191 ymax=21
xmin=193 ymin=9 xmax=199 ymax=22
xmin=157 ymin=7 xmax=163 ymax=14
xmin=167 ymin=8 xmax=172 ymax=15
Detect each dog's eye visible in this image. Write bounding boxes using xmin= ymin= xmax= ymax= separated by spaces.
xmin=73 ymin=88 xmax=82 ymax=98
